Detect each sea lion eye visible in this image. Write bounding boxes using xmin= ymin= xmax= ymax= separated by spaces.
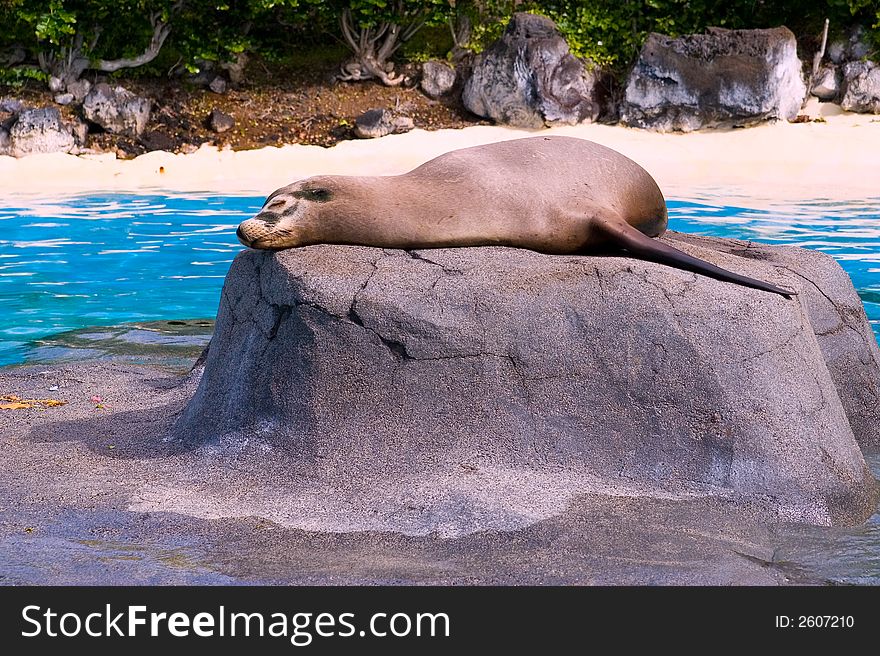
xmin=267 ymin=199 xmax=286 ymax=210
xmin=309 ymin=188 xmax=330 ymax=201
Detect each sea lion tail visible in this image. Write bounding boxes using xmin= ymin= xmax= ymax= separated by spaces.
xmin=597 ymin=219 xmax=796 ymax=298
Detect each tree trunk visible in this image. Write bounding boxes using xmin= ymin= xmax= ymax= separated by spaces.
xmin=336 ymin=5 xmax=426 ymax=86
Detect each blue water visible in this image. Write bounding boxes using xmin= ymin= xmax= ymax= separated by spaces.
xmin=0 ymin=193 xmax=878 ymax=366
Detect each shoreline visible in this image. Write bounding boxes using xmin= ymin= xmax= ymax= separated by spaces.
xmin=2 ymin=101 xmax=879 ymax=207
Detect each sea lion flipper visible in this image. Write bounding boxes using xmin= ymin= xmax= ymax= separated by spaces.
xmin=595 ymin=218 xmax=796 ymax=297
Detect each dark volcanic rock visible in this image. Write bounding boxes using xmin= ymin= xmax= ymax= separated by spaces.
xmin=353 ymin=109 xmax=414 ymax=138
xmin=621 ymin=27 xmax=806 ymax=131
xmin=840 ymin=60 xmax=880 ymax=113
xmin=83 ymin=83 xmax=151 ymax=137
xmin=176 ymin=238 xmax=879 ymax=527
xmin=462 ymin=13 xmax=602 ymax=128
xmin=208 ymin=108 xmax=235 ymax=133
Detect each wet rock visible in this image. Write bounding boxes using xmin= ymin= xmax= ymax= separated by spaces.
xmin=176 ymin=237 xmax=879 ymax=527
xmin=840 ymin=60 xmax=880 ymax=113
xmin=7 ymin=107 xmax=75 ymax=157
xmin=353 ymin=109 xmax=414 ymax=138
xmin=420 ymin=60 xmax=457 ymax=98
xmin=463 ymin=13 xmax=602 ymax=128
xmin=621 ymin=27 xmax=806 ymax=131
xmin=811 ymin=64 xmax=840 ymax=101
xmin=209 ymin=76 xmax=228 ymax=95
xmin=83 ymin=83 xmax=151 ymax=137
xmin=208 ymin=108 xmax=235 ymax=133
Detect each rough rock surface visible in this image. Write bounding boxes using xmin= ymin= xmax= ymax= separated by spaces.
xmin=353 ymin=109 xmax=414 ymax=138
xmin=462 ymin=13 xmax=602 ymax=128
xmin=621 ymin=27 xmax=806 ymax=131
xmin=840 ymin=60 xmax=880 ymax=113
xmin=83 ymin=83 xmax=151 ymax=137
xmin=420 ymin=60 xmax=457 ymax=98
xmin=811 ymin=65 xmax=840 ymax=101
xmin=176 ymin=236 xmax=879 ymax=527
xmin=4 ymin=107 xmax=75 ymax=157
xmin=0 ymin=359 xmax=795 ymax=585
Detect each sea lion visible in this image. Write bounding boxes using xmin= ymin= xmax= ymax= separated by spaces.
xmin=236 ymin=136 xmax=793 ymax=296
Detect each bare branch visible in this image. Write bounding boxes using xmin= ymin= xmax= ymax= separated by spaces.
xmin=94 ymin=19 xmax=172 ymax=72
xmin=339 ymin=9 xmax=360 ymax=52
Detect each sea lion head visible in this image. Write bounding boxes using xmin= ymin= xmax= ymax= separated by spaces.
xmin=237 ymin=177 xmax=339 ymax=250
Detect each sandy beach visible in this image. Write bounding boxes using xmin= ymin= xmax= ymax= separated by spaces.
xmin=2 ymin=100 xmax=878 ymax=206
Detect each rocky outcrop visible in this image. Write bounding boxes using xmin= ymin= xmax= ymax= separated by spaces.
xmin=462 ymin=13 xmax=602 ymax=128
xmin=840 ymin=60 xmax=880 ymax=113
xmin=420 ymin=60 xmax=457 ymax=99
xmin=621 ymin=27 xmax=806 ymax=131
xmin=176 ymin=237 xmax=879 ymax=527
xmin=83 ymin=83 xmax=151 ymax=137
xmin=353 ymin=109 xmax=414 ymax=138
xmin=1 ymin=107 xmax=75 ymax=157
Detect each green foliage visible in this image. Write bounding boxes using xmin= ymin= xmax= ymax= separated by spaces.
xmin=0 ymin=65 xmax=48 ymax=87
xmin=1 ymin=0 xmax=879 ymax=84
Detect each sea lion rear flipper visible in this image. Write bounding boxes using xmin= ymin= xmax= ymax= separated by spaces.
xmin=594 ymin=218 xmax=796 ymax=297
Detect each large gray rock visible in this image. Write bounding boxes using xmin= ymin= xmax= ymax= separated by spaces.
xmin=462 ymin=13 xmax=602 ymax=128
xmin=6 ymin=107 xmax=75 ymax=157
xmin=621 ymin=27 xmax=806 ymax=131
xmin=840 ymin=60 xmax=880 ymax=113
xmin=421 ymin=60 xmax=457 ymax=98
xmin=176 ymin=236 xmax=879 ymax=526
xmin=83 ymin=83 xmax=151 ymax=137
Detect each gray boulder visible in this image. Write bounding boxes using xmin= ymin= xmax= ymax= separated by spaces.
xmin=176 ymin=236 xmax=879 ymax=527
xmin=7 ymin=107 xmax=75 ymax=157
xmin=622 ymin=27 xmax=806 ymax=131
xmin=462 ymin=13 xmax=602 ymax=128
xmin=0 ymin=127 xmax=10 ymax=156
xmin=840 ymin=60 xmax=880 ymax=113
xmin=811 ymin=65 xmax=840 ymax=101
xmin=83 ymin=83 xmax=151 ymax=137
xmin=420 ymin=60 xmax=457 ymax=98
xmin=353 ymin=109 xmax=414 ymax=139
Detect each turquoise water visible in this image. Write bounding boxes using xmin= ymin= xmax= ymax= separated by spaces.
xmin=0 ymin=193 xmax=878 ymax=366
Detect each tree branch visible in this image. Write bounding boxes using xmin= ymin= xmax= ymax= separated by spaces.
xmin=94 ymin=17 xmax=172 ymax=72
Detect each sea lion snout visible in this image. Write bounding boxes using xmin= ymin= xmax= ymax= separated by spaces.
xmin=236 ymin=224 xmax=251 ymax=247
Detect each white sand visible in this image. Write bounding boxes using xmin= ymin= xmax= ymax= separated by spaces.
xmin=1 ymin=99 xmax=878 ymax=206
